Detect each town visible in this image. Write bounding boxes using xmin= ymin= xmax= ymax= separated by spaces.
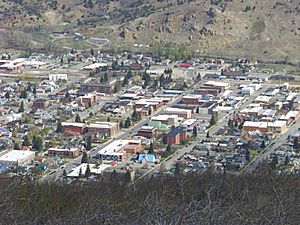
xmin=0 ymin=49 xmax=299 ymax=182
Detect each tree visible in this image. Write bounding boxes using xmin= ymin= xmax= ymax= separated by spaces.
xmin=22 ymin=135 xmax=30 ymax=147
xmin=62 ymin=169 xmax=67 ymax=178
xmin=149 ymin=143 xmax=154 ymax=154
xmin=60 ymin=57 xmax=64 ymax=64
xmin=4 ymin=92 xmax=10 ymax=99
xmin=32 ymin=136 xmax=43 ymax=151
xmin=104 ymin=73 xmax=108 ymax=82
xmin=18 ymin=101 xmax=24 ymax=113
xmin=245 ymin=148 xmax=250 ymax=161
xmin=75 ymin=114 xmax=81 ymax=123
xmin=56 ymin=121 xmax=63 ymax=133
xmin=124 ymin=170 xmax=131 ymax=183
xmin=261 ymin=140 xmax=266 ymax=149
xmin=85 ymin=164 xmax=91 ymax=178
xmin=206 ymin=131 xmax=210 ymax=138
xmin=284 ymin=155 xmax=290 ymax=165
xmin=81 ymin=151 xmax=88 ymax=163
xmin=293 ymin=138 xmax=299 ymax=150
xmin=228 ymin=119 xmax=234 ymax=128
xmin=119 ymin=120 xmax=124 ymax=128
xmin=270 ymin=155 xmax=278 ymax=169
xmin=196 ymin=73 xmax=201 ymax=81
xmin=20 ymin=90 xmax=27 ymax=99
xmin=210 ymin=114 xmax=217 ymax=126
xmin=14 ymin=142 xmax=20 ymax=150
xmin=78 ymin=168 xmax=82 ymax=178
xmin=86 ymin=137 xmax=92 ymax=151
xmin=122 ymin=75 xmax=129 ymax=86
xmin=174 ymin=163 xmax=180 ymax=175
xmin=193 ymin=126 xmax=198 ymax=138
xmin=32 ymin=85 xmax=37 ymax=95
xmin=107 ymin=116 xmax=111 ymax=122
xmin=125 ymin=117 xmax=131 ymax=128
xmin=166 ymin=144 xmax=172 ymax=152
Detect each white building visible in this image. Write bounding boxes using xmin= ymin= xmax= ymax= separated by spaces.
xmin=49 ymin=74 xmax=68 ymax=81
xmin=0 ymin=150 xmax=35 ymax=167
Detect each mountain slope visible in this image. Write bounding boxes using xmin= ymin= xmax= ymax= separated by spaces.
xmin=0 ymin=0 xmax=299 ymax=62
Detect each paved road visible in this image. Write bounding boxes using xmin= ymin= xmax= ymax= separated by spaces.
xmin=244 ymin=118 xmax=300 ymax=172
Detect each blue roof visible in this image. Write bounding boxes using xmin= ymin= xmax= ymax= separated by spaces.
xmin=138 ymin=154 xmax=156 ymax=163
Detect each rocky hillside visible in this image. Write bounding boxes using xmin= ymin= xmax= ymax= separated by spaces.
xmin=0 ymin=0 xmax=299 ymax=62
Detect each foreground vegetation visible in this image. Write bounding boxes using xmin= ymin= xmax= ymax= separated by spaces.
xmin=0 ymin=172 xmax=299 ymax=224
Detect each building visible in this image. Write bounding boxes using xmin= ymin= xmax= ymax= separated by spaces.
xmin=62 ymin=122 xmax=86 ymax=136
xmin=194 ymin=86 xmax=223 ymax=96
xmin=32 ymin=99 xmax=50 ymax=110
xmin=182 ymin=94 xmax=203 ymax=105
xmin=62 ymin=122 xmax=119 ymax=137
xmin=151 ymin=114 xmax=180 ymax=126
xmin=268 ymin=120 xmax=287 ymax=134
xmin=47 ymin=148 xmax=80 ymax=158
xmin=204 ymin=81 xmax=230 ymax=90
xmin=134 ymin=98 xmax=164 ymax=111
xmin=67 ymin=163 xmax=111 ymax=177
xmin=97 ymin=140 xmax=142 ymax=162
xmin=83 ymin=63 xmax=108 ymax=71
xmin=243 ymin=121 xmax=268 ymax=133
xmin=78 ymin=93 xmax=97 ymax=107
xmin=163 ymin=107 xmax=192 ymax=119
xmin=80 ymin=78 xmax=121 ymax=94
xmin=137 ymin=126 xmax=158 ymax=138
xmin=49 ymin=74 xmax=68 ymax=81
xmin=0 ymin=150 xmax=35 ymax=166
xmin=164 ymin=126 xmax=188 ymax=145
xmin=86 ymin=122 xmax=119 ymax=138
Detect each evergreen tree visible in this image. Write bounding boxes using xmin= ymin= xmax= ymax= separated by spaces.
xmin=228 ymin=119 xmax=234 ymax=128
xmin=166 ymin=144 xmax=172 ymax=152
xmin=193 ymin=126 xmax=198 ymax=138
xmin=174 ymin=163 xmax=180 ymax=175
xmin=104 ymin=73 xmax=108 ymax=82
xmin=86 ymin=138 xmax=92 ymax=151
xmin=78 ymin=168 xmax=82 ymax=178
xmin=18 ymin=101 xmax=25 ymax=113
xmin=20 ymin=90 xmax=27 ymax=99
xmin=270 ymin=155 xmax=278 ymax=169
xmin=127 ymin=70 xmax=133 ymax=78
xmin=245 ymin=148 xmax=250 ymax=161
xmin=62 ymin=169 xmax=67 ymax=178
xmin=210 ymin=114 xmax=217 ymax=126
xmin=4 ymin=92 xmax=10 ymax=99
xmin=206 ymin=131 xmax=210 ymax=138
xmin=14 ymin=142 xmax=20 ymax=150
xmin=149 ymin=142 xmax=154 ymax=154
xmin=124 ymin=170 xmax=131 ymax=183
xmin=122 ymin=75 xmax=129 ymax=86
xmin=22 ymin=135 xmax=30 ymax=147
xmin=107 ymin=116 xmax=110 ymax=122
xmin=119 ymin=120 xmax=124 ymax=128
xmin=284 ymin=155 xmax=290 ymax=165
xmin=33 ymin=136 xmax=43 ymax=151
xmin=125 ymin=117 xmax=131 ymax=128
xmin=56 ymin=121 xmax=63 ymax=133
xmin=261 ymin=140 xmax=266 ymax=149
xmin=60 ymin=57 xmax=64 ymax=64
xmin=81 ymin=151 xmax=88 ymax=163
xmin=293 ymin=138 xmax=299 ymax=150
xmin=75 ymin=114 xmax=81 ymax=123
xmin=32 ymin=85 xmax=37 ymax=95
xmin=85 ymin=164 xmax=91 ymax=178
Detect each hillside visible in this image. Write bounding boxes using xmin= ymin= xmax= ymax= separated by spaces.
xmin=0 ymin=0 xmax=299 ymax=62
xmin=0 ymin=173 xmax=299 ymax=224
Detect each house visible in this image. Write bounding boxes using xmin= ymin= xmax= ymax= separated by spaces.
xmin=164 ymin=126 xmax=188 ymax=145
xmin=137 ymin=126 xmax=158 ymax=138
xmin=67 ymin=163 xmax=110 ymax=177
xmin=32 ymin=99 xmax=50 ymax=110
xmin=78 ymin=93 xmax=97 ymax=107
xmin=47 ymin=148 xmax=80 ymax=158
xmin=49 ymin=74 xmax=68 ymax=81
xmin=137 ymin=153 xmax=158 ymax=164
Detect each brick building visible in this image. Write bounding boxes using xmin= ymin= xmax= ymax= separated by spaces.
xmin=137 ymin=126 xmax=158 ymax=138
xmin=164 ymin=126 xmax=188 ymax=145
